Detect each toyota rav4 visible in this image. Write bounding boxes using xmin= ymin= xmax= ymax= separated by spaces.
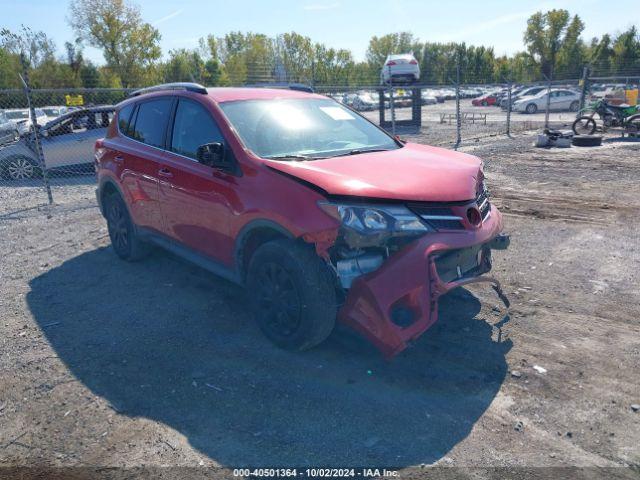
xmin=95 ymin=82 xmax=509 ymax=358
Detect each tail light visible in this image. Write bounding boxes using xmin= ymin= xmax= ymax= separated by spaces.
xmin=386 ymin=61 xmax=397 ymax=66
xmin=409 ymin=59 xmax=418 ymax=65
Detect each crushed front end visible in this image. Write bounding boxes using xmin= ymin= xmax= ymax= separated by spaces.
xmin=320 ymin=184 xmax=510 ymax=358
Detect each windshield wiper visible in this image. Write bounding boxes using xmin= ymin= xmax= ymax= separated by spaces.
xmin=264 ymin=154 xmax=323 ymax=161
xmin=330 ymin=148 xmax=393 ymax=158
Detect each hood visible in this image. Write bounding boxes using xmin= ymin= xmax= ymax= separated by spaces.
xmin=264 ymin=142 xmax=483 ymax=202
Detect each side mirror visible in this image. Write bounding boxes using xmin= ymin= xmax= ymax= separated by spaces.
xmin=196 ymin=142 xmax=226 ymax=168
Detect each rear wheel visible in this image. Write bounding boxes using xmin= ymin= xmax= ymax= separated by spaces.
xmin=246 ymin=239 xmax=336 ymax=351
xmin=104 ymin=192 xmax=150 ymax=261
xmin=525 ymin=103 xmax=538 ymax=114
xmin=572 ymin=116 xmax=597 ymax=135
xmin=481 ymin=100 xmax=488 ymax=106
xmin=569 ymin=100 xmax=580 ymax=112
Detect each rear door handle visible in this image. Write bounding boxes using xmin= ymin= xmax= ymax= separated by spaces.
xmin=158 ymin=168 xmax=173 ymax=178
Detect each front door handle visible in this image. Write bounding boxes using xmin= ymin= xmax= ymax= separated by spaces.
xmin=158 ymin=168 xmax=173 ymax=178
xmin=113 ymin=155 xmax=124 ymax=163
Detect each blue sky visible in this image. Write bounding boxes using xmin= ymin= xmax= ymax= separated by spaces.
xmin=1 ymin=0 xmax=636 ymax=64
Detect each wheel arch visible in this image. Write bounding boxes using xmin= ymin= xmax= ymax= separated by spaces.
xmin=234 ymin=219 xmax=296 ymax=283
xmin=97 ymin=177 xmax=129 ymax=218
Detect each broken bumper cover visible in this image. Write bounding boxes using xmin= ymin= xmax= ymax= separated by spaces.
xmin=337 ymin=205 xmax=509 ymax=358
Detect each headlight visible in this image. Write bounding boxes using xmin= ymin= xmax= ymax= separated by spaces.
xmin=320 ymin=202 xmax=432 ymax=234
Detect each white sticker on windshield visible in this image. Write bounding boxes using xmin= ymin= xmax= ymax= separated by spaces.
xmin=320 ymin=106 xmax=355 ymax=121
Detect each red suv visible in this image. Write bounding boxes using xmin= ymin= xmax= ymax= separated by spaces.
xmin=95 ymin=83 xmax=509 ymax=358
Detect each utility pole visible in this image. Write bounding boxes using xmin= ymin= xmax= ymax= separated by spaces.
xmin=20 ymin=54 xmax=53 ymax=205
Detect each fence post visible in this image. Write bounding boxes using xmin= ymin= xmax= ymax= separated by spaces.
xmin=578 ymin=65 xmax=590 ymax=117
xmin=543 ymin=69 xmax=553 ymax=130
xmin=388 ymin=64 xmax=396 ymax=136
xmin=453 ymin=60 xmax=461 ymax=150
xmin=506 ymin=80 xmax=513 ymax=137
xmin=19 ymin=54 xmax=53 ymax=205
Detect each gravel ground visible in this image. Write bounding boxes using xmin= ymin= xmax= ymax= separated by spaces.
xmin=1 ymin=131 xmax=639 ymax=479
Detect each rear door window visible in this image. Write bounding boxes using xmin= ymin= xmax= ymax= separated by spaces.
xmin=117 ymin=104 xmax=134 ymax=134
xmin=130 ymin=98 xmax=173 ymax=148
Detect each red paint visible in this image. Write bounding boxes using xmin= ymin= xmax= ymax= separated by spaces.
xmin=265 ymin=143 xmax=483 ymax=202
xmin=96 ymin=87 xmax=507 ymax=357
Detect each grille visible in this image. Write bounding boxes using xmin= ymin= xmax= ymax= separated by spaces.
xmin=407 ymin=204 xmax=465 ymax=230
xmin=476 ymin=186 xmax=491 ymax=220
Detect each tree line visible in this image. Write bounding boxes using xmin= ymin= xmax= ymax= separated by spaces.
xmin=1 ymin=0 xmax=639 ymax=91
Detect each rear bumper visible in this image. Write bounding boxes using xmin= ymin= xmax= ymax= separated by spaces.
xmin=337 ymin=205 xmax=508 ymax=358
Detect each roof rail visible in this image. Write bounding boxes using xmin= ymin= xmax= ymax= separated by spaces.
xmin=129 ymin=82 xmax=207 ymax=97
xmin=243 ymin=82 xmax=314 ymax=93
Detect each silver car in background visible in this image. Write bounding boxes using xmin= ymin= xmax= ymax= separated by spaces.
xmin=380 ymin=53 xmax=420 ymax=85
xmin=0 ymin=106 xmax=114 ymax=180
xmin=513 ymin=89 xmax=581 ymax=114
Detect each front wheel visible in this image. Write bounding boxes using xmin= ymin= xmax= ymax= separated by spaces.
xmin=573 ymin=116 xmax=597 ymax=135
xmin=525 ymin=103 xmax=538 ymax=114
xmin=569 ymin=101 xmax=580 ymax=112
xmin=246 ymin=239 xmax=337 ymax=351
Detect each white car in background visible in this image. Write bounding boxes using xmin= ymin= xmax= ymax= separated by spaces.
xmin=4 ymin=108 xmax=47 ymax=135
xmin=513 ymin=89 xmax=581 ymax=114
xmin=41 ymin=106 xmax=69 ymax=122
xmin=380 ymin=53 xmax=420 ymax=85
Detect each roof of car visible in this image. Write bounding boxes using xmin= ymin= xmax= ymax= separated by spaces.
xmin=205 ymin=87 xmax=325 ymax=103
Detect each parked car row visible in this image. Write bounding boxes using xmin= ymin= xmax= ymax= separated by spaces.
xmin=470 ymin=85 xmax=582 ymax=113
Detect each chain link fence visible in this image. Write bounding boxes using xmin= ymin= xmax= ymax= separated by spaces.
xmin=1 ymin=68 xmax=639 ymax=217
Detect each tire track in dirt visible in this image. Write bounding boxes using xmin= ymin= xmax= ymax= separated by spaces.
xmin=490 ymin=190 xmax=632 ymax=224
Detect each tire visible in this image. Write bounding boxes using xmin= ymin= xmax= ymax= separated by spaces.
xmin=481 ymin=101 xmax=488 ymax=106
xmin=104 ymin=192 xmax=150 ymax=261
xmin=525 ymin=103 xmax=538 ymax=114
xmin=2 ymin=156 xmax=40 ymax=180
xmin=572 ymin=116 xmax=597 ymax=135
xmin=572 ymin=135 xmax=602 ymax=147
xmin=569 ymin=101 xmax=580 ymax=112
xmin=246 ymin=238 xmax=337 ymax=351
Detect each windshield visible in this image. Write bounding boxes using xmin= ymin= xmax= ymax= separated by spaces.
xmin=6 ymin=110 xmax=29 ymax=120
xmin=219 ymin=98 xmax=399 ymax=159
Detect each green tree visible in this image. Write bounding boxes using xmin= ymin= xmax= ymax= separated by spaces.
xmin=80 ymin=61 xmax=100 ymax=88
xmin=611 ymin=26 xmax=640 ymax=75
xmin=0 ymin=26 xmax=56 ymax=68
xmin=524 ymin=9 xmax=581 ymax=78
xmin=163 ymin=48 xmax=207 ymax=83
xmin=276 ymin=32 xmax=314 ymax=83
xmin=366 ymin=32 xmax=422 ymax=67
xmin=68 ymin=0 xmax=161 ymax=87
xmin=588 ymin=34 xmax=613 ymax=75
xmin=556 ymin=15 xmax=586 ymax=78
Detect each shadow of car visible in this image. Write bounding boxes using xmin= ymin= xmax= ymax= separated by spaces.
xmin=27 ymin=245 xmax=511 ymax=467
xmin=0 ymin=106 xmax=114 ymax=180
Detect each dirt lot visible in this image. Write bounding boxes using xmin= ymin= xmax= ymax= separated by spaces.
xmin=1 ymin=131 xmax=639 ymax=479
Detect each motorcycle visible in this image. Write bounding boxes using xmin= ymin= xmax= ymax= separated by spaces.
xmin=572 ymin=99 xmax=640 ymax=136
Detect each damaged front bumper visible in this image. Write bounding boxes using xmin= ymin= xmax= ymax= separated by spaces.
xmin=336 ymin=205 xmax=509 ymax=358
